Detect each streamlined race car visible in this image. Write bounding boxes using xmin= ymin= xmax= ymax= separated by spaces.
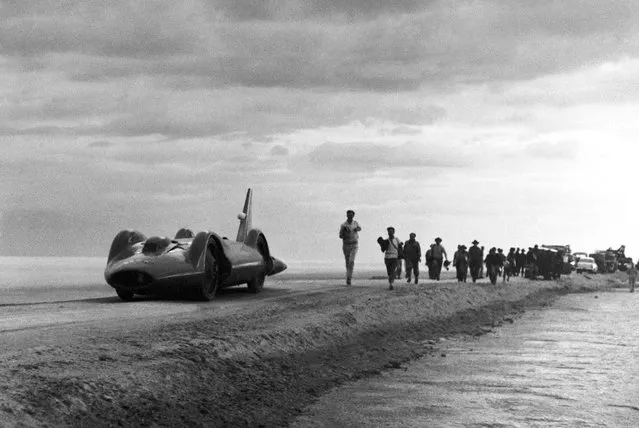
xmin=104 ymin=189 xmax=287 ymax=301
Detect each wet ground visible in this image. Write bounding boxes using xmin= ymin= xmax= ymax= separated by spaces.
xmin=293 ymin=287 xmax=639 ymax=428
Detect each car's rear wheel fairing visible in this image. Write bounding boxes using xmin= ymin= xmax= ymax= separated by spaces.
xmin=247 ymin=233 xmax=269 ymax=293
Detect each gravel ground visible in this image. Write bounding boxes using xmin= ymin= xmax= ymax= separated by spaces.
xmin=0 ymin=272 xmax=624 ymax=427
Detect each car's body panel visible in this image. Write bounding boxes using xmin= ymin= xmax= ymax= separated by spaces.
xmin=104 ymin=189 xmax=286 ymax=300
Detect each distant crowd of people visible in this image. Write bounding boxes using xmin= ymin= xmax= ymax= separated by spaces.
xmin=339 ymin=210 xmax=568 ymax=290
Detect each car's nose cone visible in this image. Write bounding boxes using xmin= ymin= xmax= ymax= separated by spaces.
xmin=269 ymin=257 xmax=287 ymax=275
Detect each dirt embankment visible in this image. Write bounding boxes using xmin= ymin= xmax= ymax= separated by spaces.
xmin=0 ymin=273 xmax=625 ymax=427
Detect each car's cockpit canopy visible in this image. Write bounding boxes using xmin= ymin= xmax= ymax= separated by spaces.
xmin=142 ymin=236 xmax=173 ymax=255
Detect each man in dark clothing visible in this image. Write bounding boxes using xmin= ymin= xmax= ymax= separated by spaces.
xmin=425 ymin=244 xmax=434 ymax=279
xmin=455 ymin=245 xmax=470 ymax=282
xmin=505 ymin=247 xmax=517 ymax=282
xmin=518 ymin=248 xmax=527 ymax=277
xmin=538 ymin=249 xmax=551 ymax=280
xmin=468 ymin=240 xmax=483 ymax=283
xmin=403 ymin=233 xmax=422 ymax=284
xmin=526 ymin=247 xmax=538 ymax=278
xmin=479 ymin=246 xmax=485 ymax=278
xmin=484 ymin=247 xmax=503 ymax=285
xmin=513 ymin=248 xmax=520 ymax=276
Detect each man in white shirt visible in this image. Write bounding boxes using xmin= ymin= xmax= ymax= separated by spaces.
xmin=339 ymin=210 xmax=361 ymax=286
xmin=431 ymin=237 xmax=449 ymax=281
xmin=383 ymin=227 xmax=402 ymax=290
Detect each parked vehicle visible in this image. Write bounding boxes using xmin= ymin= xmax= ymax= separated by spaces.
xmin=573 ymin=252 xmax=588 ymax=261
xmin=589 ymin=246 xmax=633 ymax=273
xmin=541 ymin=244 xmax=573 ymax=275
xmin=575 ymin=257 xmax=598 ymax=274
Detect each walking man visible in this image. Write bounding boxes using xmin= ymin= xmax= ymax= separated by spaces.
xmin=518 ymin=248 xmax=527 ymax=277
xmin=484 ymin=247 xmax=503 ymax=285
xmin=425 ymin=244 xmax=435 ymax=279
xmin=628 ymin=263 xmax=638 ymax=293
xmin=505 ymin=247 xmax=516 ymax=282
xmin=454 ymin=245 xmax=470 ymax=282
xmin=431 ymin=237 xmax=448 ymax=281
xmin=339 ymin=209 xmax=361 ymax=286
xmin=404 ymin=233 xmax=422 ymax=284
xmin=468 ymin=240 xmax=483 ymax=283
xmin=379 ymin=227 xmax=402 ymax=290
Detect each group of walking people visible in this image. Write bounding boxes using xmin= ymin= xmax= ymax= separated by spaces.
xmin=375 ymin=229 xmax=450 ymax=290
xmin=339 ymin=210 xmax=564 ymax=290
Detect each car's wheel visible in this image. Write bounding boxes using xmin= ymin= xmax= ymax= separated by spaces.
xmin=247 ymin=272 xmax=265 ymax=293
xmin=116 ymin=288 xmax=135 ymax=301
xmin=196 ymin=241 xmax=220 ymax=301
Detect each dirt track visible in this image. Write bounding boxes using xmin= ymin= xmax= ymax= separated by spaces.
xmin=0 ymin=271 xmax=624 ymax=427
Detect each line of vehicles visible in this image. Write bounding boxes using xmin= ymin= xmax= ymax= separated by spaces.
xmin=571 ymin=246 xmax=633 ymax=274
xmin=525 ymin=244 xmax=633 ymax=279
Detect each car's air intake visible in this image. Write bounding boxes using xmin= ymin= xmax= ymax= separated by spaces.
xmin=109 ymin=270 xmax=153 ymax=288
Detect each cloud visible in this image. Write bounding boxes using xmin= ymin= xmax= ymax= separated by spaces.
xmin=87 ymin=141 xmax=114 ymax=148
xmin=0 ymin=3 xmax=205 ymax=58
xmin=4 ymin=1 xmax=639 ymax=95
xmin=307 ymin=141 xmax=465 ymax=172
xmin=4 ymin=0 xmax=638 ymax=143
xmin=502 ymin=57 xmax=639 ymax=107
xmin=270 ymin=145 xmax=289 ymax=156
xmin=381 ymin=126 xmax=423 ymax=136
xmin=212 ymin=0 xmax=425 ymax=21
xmin=525 ymin=141 xmax=580 ymax=160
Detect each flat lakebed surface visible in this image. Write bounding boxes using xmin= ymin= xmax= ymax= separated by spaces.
xmin=293 ymin=289 xmax=639 ymax=428
xmin=0 ymin=257 xmax=629 ymax=427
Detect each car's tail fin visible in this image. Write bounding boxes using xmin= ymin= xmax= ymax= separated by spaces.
xmin=236 ymin=188 xmax=253 ymax=242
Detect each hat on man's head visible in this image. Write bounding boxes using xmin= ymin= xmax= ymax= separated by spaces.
xmin=409 ymin=232 xmax=416 ymax=238
xmin=472 ymin=239 xmax=479 ymax=244
xmin=346 ymin=209 xmax=355 ymax=215
xmin=435 ymin=237 xmax=442 ymax=242
xmin=387 ymin=226 xmax=395 ymax=232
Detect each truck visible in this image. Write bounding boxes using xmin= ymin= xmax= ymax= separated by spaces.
xmin=589 ymin=246 xmax=633 ymax=273
xmin=541 ymin=244 xmax=573 ymax=275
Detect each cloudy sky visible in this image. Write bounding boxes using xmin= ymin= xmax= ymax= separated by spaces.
xmin=2 ymin=0 xmax=639 ymax=267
